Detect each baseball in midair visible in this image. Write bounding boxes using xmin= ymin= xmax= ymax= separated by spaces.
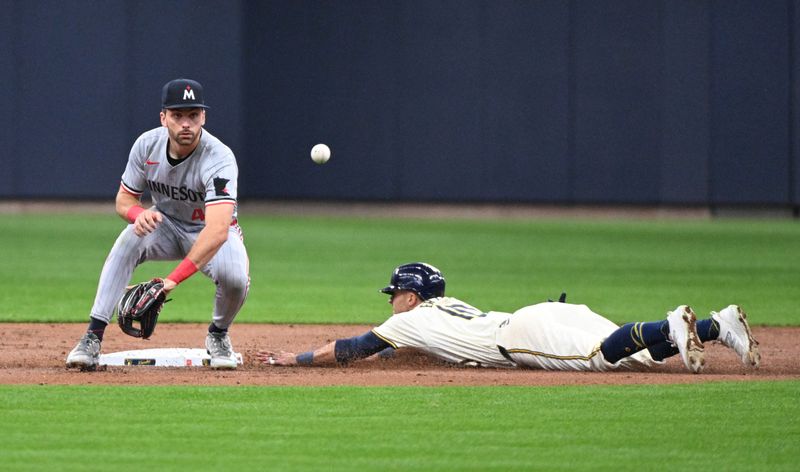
xmin=310 ymin=143 xmax=331 ymax=164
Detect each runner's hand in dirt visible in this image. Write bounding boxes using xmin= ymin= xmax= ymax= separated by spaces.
xmin=256 ymin=350 xmax=296 ymax=366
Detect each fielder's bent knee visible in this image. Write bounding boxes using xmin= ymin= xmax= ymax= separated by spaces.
xmin=216 ymin=272 xmax=249 ymax=296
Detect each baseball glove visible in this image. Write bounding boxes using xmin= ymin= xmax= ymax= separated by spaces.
xmin=116 ymin=278 xmax=168 ymax=339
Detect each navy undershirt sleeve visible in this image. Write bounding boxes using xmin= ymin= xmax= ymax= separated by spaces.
xmin=334 ymin=331 xmax=392 ymax=364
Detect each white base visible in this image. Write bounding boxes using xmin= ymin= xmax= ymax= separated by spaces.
xmin=99 ymin=348 xmax=243 ymax=367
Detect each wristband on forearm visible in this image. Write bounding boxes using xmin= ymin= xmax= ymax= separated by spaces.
xmin=126 ymin=205 xmax=145 ymax=223
xmin=166 ymin=257 xmax=198 ymax=285
xmin=296 ymin=351 xmax=314 ymax=365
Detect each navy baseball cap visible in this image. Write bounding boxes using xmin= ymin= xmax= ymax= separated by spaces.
xmin=161 ymin=78 xmax=209 ymax=109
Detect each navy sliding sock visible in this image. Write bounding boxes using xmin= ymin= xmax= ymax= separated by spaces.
xmin=646 ymin=341 xmax=679 ymax=361
xmin=696 ymin=318 xmax=720 ymax=342
xmin=601 ymin=320 xmax=670 ymax=364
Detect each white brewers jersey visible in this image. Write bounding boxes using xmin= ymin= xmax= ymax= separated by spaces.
xmin=120 ymin=127 xmax=238 ymax=226
xmin=372 ymin=297 xmax=515 ymax=368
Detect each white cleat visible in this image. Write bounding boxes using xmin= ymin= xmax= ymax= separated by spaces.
xmin=205 ymin=332 xmax=238 ymax=370
xmin=667 ymin=305 xmax=705 ymax=374
xmin=712 ymin=305 xmax=761 ymax=368
xmin=66 ymin=333 xmax=101 ymax=371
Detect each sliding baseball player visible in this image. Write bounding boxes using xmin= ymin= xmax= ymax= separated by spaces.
xmin=257 ymin=262 xmax=760 ymax=373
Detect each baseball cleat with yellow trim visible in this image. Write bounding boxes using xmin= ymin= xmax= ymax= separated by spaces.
xmin=667 ymin=305 xmax=705 ymax=374
xmin=712 ymin=305 xmax=760 ymax=368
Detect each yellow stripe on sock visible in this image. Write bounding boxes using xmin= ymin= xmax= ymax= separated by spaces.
xmin=630 ymin=322 xmax=646 ymax=349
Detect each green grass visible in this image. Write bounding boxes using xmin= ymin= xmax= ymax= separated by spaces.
xmin=0 ymin=382 xmax=797 ymax=471
xmin=0 ymin=213 xmax=797 ymax=324
xmin=0 ymin=212 xmax=798 ymax=471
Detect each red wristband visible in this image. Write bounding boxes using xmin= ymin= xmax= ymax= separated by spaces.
xmin=167 ymin=258 xmax=198 ymax=285
xmin=126 ymin=205 xmax=145 ymax=223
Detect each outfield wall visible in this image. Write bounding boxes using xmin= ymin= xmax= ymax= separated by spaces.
xmin=1 ymin=1 xmax=798 ymax=211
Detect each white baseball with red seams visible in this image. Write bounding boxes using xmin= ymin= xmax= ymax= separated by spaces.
xmin=89 ymin=126 xmax=250 ymax=331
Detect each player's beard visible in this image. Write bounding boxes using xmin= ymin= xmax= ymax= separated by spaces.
xmin=175 ymin=129 xmax=197 ymax=145
xmin=168 ymin=128 xmax=201 ymax=158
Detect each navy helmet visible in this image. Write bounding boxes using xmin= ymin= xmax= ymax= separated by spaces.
xmin=380 ymin=262 xmax=446 ymax=300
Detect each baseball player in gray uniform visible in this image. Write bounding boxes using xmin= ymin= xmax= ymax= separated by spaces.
xmin=257 ymin=263 xmax=760 ymax=373
xmin=66 ymin=78 xmax=249 ymax=370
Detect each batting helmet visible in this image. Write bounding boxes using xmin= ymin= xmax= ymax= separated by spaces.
xmin=380 ymin=262 xmax=446 ymax=300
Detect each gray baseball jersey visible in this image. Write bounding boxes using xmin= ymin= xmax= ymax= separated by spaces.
xmin=120 ymin=127 xmax=238 ymax=225
xmin=88 ymin=126 xmax=249 ymax=329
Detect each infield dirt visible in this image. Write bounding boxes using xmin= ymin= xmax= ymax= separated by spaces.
xmin=0 ymin=323 xmax=797 ymax=386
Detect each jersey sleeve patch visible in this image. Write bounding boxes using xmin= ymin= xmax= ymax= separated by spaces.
xmin=213 ymin=177 xmax=231 ymax=197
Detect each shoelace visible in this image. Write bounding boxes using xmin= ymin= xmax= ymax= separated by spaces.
xmin=81 ymin=336 xmax=99 ymax=354
xmin=209 ymin=335 xmax=232 ymax=356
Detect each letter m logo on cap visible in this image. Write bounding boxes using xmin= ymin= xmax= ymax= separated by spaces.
xmin=183 ymin=86 xmax=195 ymax=101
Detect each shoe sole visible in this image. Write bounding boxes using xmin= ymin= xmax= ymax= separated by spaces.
xmin=684 ymin=310 xmax=705 ymax=374
xmin=206 ymin=346 xmax=238 ymax=370
xmin=729 ymin=306 xmax=761 ymax=368
xmin=671 ymin=306 xmax=705 ymax=374
xmin=209 ymin=359 xmax=238 ymax=370
xmin=66 ymin=359 xmax=98 ymax=372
